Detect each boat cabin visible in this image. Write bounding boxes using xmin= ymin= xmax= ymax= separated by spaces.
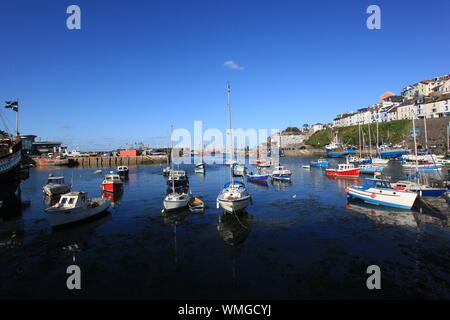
xmin=338 ymin=164 xmax=355 ymax=170
xmin=169 ymin=170 xmax=187 ymax=180
xmin=117 ymin=166 xmax=129 ymax=172
xmin=364 ymin=178 xmax=392 ymax=189
xmin=104 ymin=173 xmax=122 ymax=181
xmin=47 ymin=176 xmax=65 ymax=184
xmin=57 ymin=192 xmax=87 ymax=208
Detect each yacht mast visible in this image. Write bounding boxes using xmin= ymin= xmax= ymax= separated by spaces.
xmin=170 ymin=125 xmax=175 ymax=191
xmin=227 ymin=82 xmax=233 ymax=184
xmin=367 ymin=119 xmax=372 ymax=159
xmin=411 ymin=111 xmax=419 ymax=185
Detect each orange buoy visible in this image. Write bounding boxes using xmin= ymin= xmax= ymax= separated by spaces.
xmin=345 ymin=188 xmax=350 ymax=193
xmin=371 ymin=193 xmax=376 ymax=199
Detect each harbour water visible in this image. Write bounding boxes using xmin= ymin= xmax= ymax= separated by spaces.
xmin=1 ymin=157 xmax=449 ymax=299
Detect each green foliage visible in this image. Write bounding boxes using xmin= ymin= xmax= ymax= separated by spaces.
xmin=283 ymin=127 xmax=301 ymax=134
xmin=305 ymin=120 xmax=411 ymax=147
xmin=305 ymin=128 xmax=333 ymax=147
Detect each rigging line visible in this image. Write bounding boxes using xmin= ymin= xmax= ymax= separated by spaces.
xmin=0 ymin=108 xmax=12 ymax=133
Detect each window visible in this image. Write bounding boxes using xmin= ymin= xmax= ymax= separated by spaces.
xmin=68 ymin=198 xmax=75 ymax=204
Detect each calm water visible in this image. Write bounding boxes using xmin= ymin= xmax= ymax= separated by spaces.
xmin=1 ymin=156 xmax=450 ymax=299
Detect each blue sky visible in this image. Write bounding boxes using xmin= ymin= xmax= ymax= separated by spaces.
xmin=1 ymin=0 xmax=449 ymax=150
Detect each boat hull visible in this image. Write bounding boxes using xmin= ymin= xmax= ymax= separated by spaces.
xmin=163 ymin=198 xmax=190 ymax=211
xmin=270 ymin=174 xmax=292 ymax=181
xmin=101 ymin=182 xmax=123 ymax=193
xmin=325 ymin=168 xmax=360 ymax=177
xmin=347 ymin=187 xmax=417 ymax=210
xmin=45 ymin=199 xmax=111 ymax=228
xmin=217 ymin=196 xmax=251 ymax=213
xmin=0 ymin=146 xmax=22 ymax=201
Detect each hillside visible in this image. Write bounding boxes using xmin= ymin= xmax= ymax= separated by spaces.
xmin=305 ymin=120 xmax=411 ymax=147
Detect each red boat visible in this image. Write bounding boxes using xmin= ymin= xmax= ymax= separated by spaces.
xmin=101 ymin=173 xmax=123 ymax=193
xmin=325 ymin=163 xmax=360 ymax=177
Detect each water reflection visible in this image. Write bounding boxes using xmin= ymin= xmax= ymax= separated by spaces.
xmin=0 ymin=194 xmax=28 ymax=249
xmin=217 ymin=211 xmax=253 ymax=246
xmin=49 ymin=212 xmax=112 ymax=252
xmin=271 ymin=179 xmax=292 ymax=191
xmin=345 ymin=202 xmax=417 ymax=228
xmin=102 ymin=190 xmax=123 ymax=207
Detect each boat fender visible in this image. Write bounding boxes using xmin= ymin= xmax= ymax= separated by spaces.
xmin=371 ymin=193 xmax=376 ymax=199
xmin=345 ymin=188 xmax=350 ymax=193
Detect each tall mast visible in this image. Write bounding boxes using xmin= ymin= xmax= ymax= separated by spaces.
xmin=358 ymin=123 xmax=362 ymax=158
xmin=368 ymin=119 xmax=372 ymax=159
xmin=170 ymin=125 xmax=175 ymax=191
xmin=16 ymin=99 xmax=19 ymax=138
xmin=376 ymin=119 xmax=379 ymax=157
xmin=411 ymin=111 xmax=419 ymax=184
xmin=227 ymin=82 xmax=233 ymax=184
xmin=423 ymin=116 xmax=429 ymax=151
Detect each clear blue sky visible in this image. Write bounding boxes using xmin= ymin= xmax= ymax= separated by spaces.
xmin=1 ymin=0 xmax=449 ymax=150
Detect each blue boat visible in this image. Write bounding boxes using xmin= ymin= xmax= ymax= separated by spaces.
xmin=310 ymin=158 xmax=329 ymax=167
xmin=246 ymin=172 xmax=269 ymax=184
xmin=359 ymin=165 xmax=385 ymax=174
xmin=326 ymin=149 xmax=350 ymax=158
xmin=379 ymin=149 xmax=410 ymax=159
xmin=392 ymin=181 xmax=448 ymax=197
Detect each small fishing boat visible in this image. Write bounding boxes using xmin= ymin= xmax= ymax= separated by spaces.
xmin=43 ymin=174 xmax=71 ymax=196
xmin=101 ymin=172 xmax=123 ymax=193
xmin=188 ymin=197 xmax=205 ymax=213
xmin=270 ymin=166 xmax=292 ymax=181
xmin=163 ymin=191 xmax=191 ymax=211
xmin=233 ymin=163 xmax=246 ymax=176
xmin=94 ymin=169 xmax=102 ymax=174
xmin=348 ymin=156 xmax=371 ymax=165
xmin=359 ymin=164 xmax=385 ymax=174
xmin=117 ymin=166 xmax=129 ymax=178
xmin=194 ymin=163 xmax=205 ymax=174
xmin=310 ymin=158 xmax=329 ymax=167
xmin=217 ymin=181 xmax=252 ymax=213
xmin=167 ymin=170 xmax=189 ymax=186
xmin=45 ymin=192 xmax=111 ymax=228
xmin=254 ymin=159 xmax=273 ymax=168
xmin=302 ymin=165 xmax=310 ymax=169
xmin=346 ymin=178 xmax=417 ymax=210
xmin=246 ymin=172 xmax=269 ymax=183
xmin=325 ymin=163 xmax=360 ymax=177
xmin=392 ymin=181 xmax=448 ymax=197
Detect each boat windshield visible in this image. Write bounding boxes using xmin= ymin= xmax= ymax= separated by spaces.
xmin=364 ymin=179 xmax=391 ymax=189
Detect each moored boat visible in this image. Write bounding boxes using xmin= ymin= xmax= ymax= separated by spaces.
xmin=246 ymin=172 xmax=269 ymax=184
xmin=346 ymin=178 xmax=417 ymax=210
xmin=43 ymin=174 xmax=72 ymax=196
xmin=233 ymin=163 xmax=246 ymax=176
xmin=359 ymin=164 xmax=385 ymax=174
xmin=117 ymin=166 xmax=129 ymax=178
xmin=270 ymin=165 xmax=292 ymax=181
xmin=217 ymin=181 xmax=252 ymax=213
xmin=44 ymin=191 xmax=111 ymax=228
xmin=392 ymin=180 xmax=448 ymax=197
xmin=310 ymin=158 xmax=329 ymax=167
xmin=325 ymin=163 xmax=360 ymax=177
xmin=101 ymin=172 xmax=123 ymax=193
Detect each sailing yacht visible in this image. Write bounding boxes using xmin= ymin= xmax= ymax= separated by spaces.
xmin=164 ymin=126 xmax=191 ymax=211
xmin=217 ymin=82 xmax=252 ymax=213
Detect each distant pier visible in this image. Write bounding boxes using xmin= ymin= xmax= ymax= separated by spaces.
xmin=72 ymin=155 xmax=167 ymax=167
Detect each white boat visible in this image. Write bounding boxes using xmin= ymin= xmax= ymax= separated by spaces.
xmin=44 ymin=192 xmax=111 ymax=228
xmin=371 ymin=158 xmax=389 ymax=165
xmin=43 ymin=175 xmax=71 ymax=196
xmin=270 ymin=165 xmax=292 ymax=181
xmin=117 ymin=166 xmax=129 ymax=178
xmin=195 ymin=163 xmax=205 ymax=174
xmin=233 ymin=163 xmax=246 ymax=176
xmin=217 ymin=181 xmax=252 ymax=213
xmin=346 ymin=178 xmax=417 ymax=210
xmin=164 ymin=125 xmax=191 ymax=212
xmin=217 ymin=82 xmax=252 ymax=213
xmin=163 ymin=191 xmax=191 ymax=211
